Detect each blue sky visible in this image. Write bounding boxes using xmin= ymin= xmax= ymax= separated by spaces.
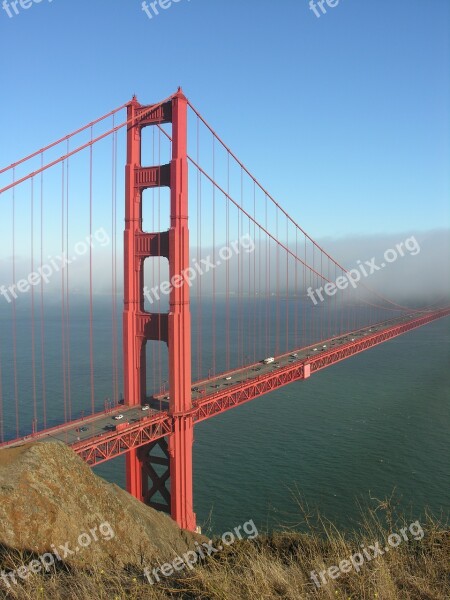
xmin=0 ymin=0 xmax=449 ymax=239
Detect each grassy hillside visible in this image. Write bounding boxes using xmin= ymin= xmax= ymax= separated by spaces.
xmin=1 ymin=501 xmax=448 ymax=600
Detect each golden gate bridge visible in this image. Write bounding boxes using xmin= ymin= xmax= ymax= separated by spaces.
xmin=0 ymin=89 xmax=448 ymax=531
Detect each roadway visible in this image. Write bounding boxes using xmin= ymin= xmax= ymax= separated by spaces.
xmin=0 ymin=310 xmax=437 ymax=450
xmin=163 ymin=311 xmax=423 ymax=402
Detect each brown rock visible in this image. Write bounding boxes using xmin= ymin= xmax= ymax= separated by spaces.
xmin=0 ymin=442 xmax=201 ymax=568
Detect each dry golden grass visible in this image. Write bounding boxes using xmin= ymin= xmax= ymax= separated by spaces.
xmin=1 ymin=500 xmax=448 ymax=600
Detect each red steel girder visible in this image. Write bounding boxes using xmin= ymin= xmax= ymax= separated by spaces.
xmin=72 ymin=413 xmax=172 ymax=466
xmin=308 ymin=308 xmax=450 ymax=375
xmin=193 ymin=363 xmax=307 ymax=423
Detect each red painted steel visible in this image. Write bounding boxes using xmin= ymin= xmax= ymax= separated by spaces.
xmin=73 ymin=413 xmax=172 ymax=465
xmin=123 ymin=96 xmax=145 ymax=502
xmin=166 ymin=90 xmax=196 ymax=531
xmin=122 ymin=90 xmax=195 ymax=530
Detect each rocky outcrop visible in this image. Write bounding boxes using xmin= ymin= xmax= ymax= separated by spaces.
xmin=0 ymin=442 xmax=199 ymax=567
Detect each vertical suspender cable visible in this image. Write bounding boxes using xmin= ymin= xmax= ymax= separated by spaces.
xmin=320 ymin=252 xmax=324 ymax=341
xmin=30 ymin=178 xmax=37 ymax=428
xmin=114 ymin=127 xmax=119 ymax=404
xmin=258 ymin=202 xmax=262 ymax=358
xmin=329 ymin=258 xmax=333 ymax=338
xmin=238 ymin=168 xmax=242 ymax=366
xmin=65 ymin=141 xmax=72 ymax=420
xmin=226 ymin=153 xmax=230 ymax=371
xmin=302 ymin=235 xmax=309 ymax=346
xmin=312 ymin=243 xmax=315 ymax=345
xmin=39 ymin=154 xmax=47 ymax=427
xmin=111 ymin=117 xmax=119 ymax=405
xmin=61 ymin=161 xmax=67 ymax=422
xmin=196 ymin=118 xmax=202 ymax=379
xmin=196 ymin=118 xmax=200 ymax=379
xmin=265 ymin=194 xmax=269 ymax=356
xmin=89 ymin=127 xmax=95 ymax=413
xmin=247 ymin=212 xmax=251 ymax=366
xmin=294 ymin=228 xmax=298 ymax=349
xmin=334 ymin=262 xmax=338 ymax=335
xmin=253 ymin=181 xmax=257 ymax=363
xmin=347 ymin=268 xmax=350 ymax=333
xmin=111 ymin=116 xmax=115 ymax=403
xmin=329 ymin=256 xmax=332 ymax=337
xmin=199 ymin=169 xmax=202 ymax=378
xmin=12 ymin=169 xmax=19 ymax=436
xmin=286 ymin=217 xmax=289 ymax=352
xmin=212 ymin=135 xmax=216 ymax=376
xmin=275 ymin=209 xmax=280 ymax=356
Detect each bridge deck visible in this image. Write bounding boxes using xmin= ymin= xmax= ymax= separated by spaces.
xmin=1 ymin=308 xmax=449 ymax=465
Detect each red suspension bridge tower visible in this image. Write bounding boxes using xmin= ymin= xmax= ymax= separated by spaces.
xmin=123 ymin=89 xmax=195 ymax=531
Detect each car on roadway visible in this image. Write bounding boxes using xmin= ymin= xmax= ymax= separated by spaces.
xmin=75 ymin=426 xmax=88 ymax=433
xmin=141 ymin=404 xmax=150 ymax=411
xmin=224 ymin=376 xmax=232 ymax=380
xmin=114 ymin=414 xmax=124 ymax=420
xmin=104 ymin=424 xmax=115 ymax=431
